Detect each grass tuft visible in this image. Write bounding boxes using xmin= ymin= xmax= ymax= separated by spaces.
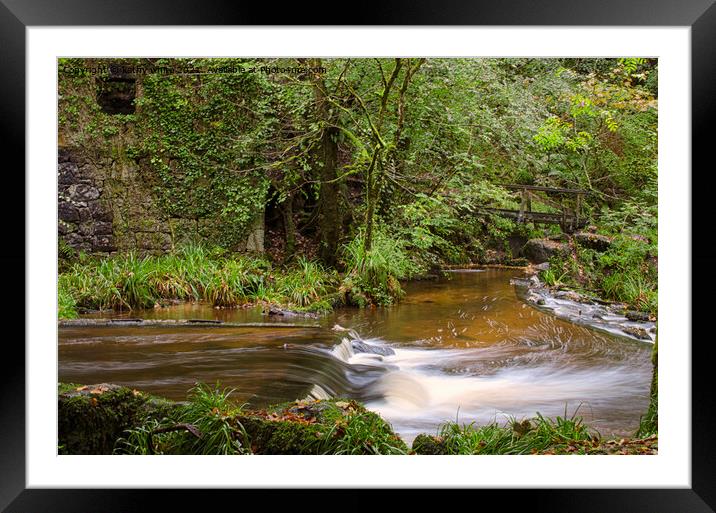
xmin=115 ymin=383 xmax=249 ymax=455
xmin=431 ymin=410 xmax=598 ymax=455
xmin=339 ymin=228 xmax=417 ymax=306
xmin=58 ymin=244 xmax=339 ymax=315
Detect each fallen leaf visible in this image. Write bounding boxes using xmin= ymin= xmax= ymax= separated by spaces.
xmin=89 ymin=384 xmax=110 ymax=395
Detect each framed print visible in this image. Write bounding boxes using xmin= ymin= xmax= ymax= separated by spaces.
xmin=3 ymin=0 xmax=715 ymax=510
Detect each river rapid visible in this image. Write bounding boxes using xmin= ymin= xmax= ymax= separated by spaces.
xmin=59 ymin=269 xmax=653 ymax=444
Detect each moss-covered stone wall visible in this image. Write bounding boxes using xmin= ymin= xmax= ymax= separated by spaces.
xmin=58 ymin=58 xmax=267 ymax=255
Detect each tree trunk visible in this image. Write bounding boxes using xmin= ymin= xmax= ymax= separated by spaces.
xmin=317 ymin=126 xmax=340 ymax=266
xmin=282 ymin=193 xmax=296 ymax=261
xmin=311 ymin=58 xmax=342 ymax=267
xmin=361 ymin=147 xmax=382 ymax=262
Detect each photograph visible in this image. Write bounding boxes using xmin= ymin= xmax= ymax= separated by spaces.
xmin=56 ymin=56 xmax=659 ymax=457
xmin=1 ymin=5 xmax=708 ymax=506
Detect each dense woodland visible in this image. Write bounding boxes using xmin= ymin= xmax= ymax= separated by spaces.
xmin=58 ymin=57 xmax=657 ymax=316
xmin=57 ymin=57 xmax=659 ymax=455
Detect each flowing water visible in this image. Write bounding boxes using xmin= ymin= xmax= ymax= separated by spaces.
xmin=59 ymin=269 xmax=653 ymax=444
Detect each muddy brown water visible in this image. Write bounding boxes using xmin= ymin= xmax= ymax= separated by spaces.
xmin=59 ymin=269 xmax=653 ymax=444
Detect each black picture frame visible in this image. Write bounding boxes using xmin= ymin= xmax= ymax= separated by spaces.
xmin=3 ymin=1 xmax=714 ymax=510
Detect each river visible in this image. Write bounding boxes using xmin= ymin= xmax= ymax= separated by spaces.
xmin=58 ymin=268 xmax=653 ymax=444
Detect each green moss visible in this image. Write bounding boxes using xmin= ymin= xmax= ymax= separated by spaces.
xmin=84 ymin=388 xmax=408 ymax=456
xmin=58 ymin=384 xmax=163 ymax=454
xmin=636 ymin=336 xmax=658 ymax=437
xmin=239 ymin=416 xmax=325 ymax=455
xmin=58 ymin=58 xmax=272 ymax=251
xmin=412 ymin=434 xmax=447 ymax=455
xmin=241 ymin=399 xmax=407 ymax=455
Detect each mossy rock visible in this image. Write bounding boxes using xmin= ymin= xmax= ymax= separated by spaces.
xmin=58 ymin=383 xmax=178 ymax=454
xmin=239 ymin=416 xmax=326 ymax=454
xmin=239 ymin=398 xmax=408 ymax=455
xmin=58 ymin=385 xmax=407 ymax=455
xmin=412 ymin=434 xmax=448 ymax=455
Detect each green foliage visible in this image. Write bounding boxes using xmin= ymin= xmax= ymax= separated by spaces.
xmin=432 ymin=411 xmax=598 ymax=455
xmin=322 ymin=410 xmax=409 ymax=455
xmin=59 ymin=238 xmax=76 ymax=260
xmin=58 ymin=244 xmax=338 ymax=314
xmin=339 ymin=227 xmax=418 ymax=306
xmin=58 ymin=285 xmax=78 ymax=319
xmin=599 ymin=186 xmax=658 ymax=236
xmin=57 ymin=58 xmax=137 ymax=149
xmin=542 ymin=167 xmax=656 ymax=314
xmin=396 ymin=193 xmax=469 ymax=267
xmin=116 ymin=383 xmax=249 ymax=455
xmin=548 ymin=226 xmax=657 ymax=315
xmin=596 ymin=230 xmax=657 ymax=312
xmin=636 ymin=337 xmax=658 ymax=437
xmin=540 ymin=267 xmax=568 ymax=287
xmin=534 ymin=116 xmax=569 ymax=150
xmin=117 ymin=389 xmax=407 ymax=455
xmin=275 ymin=258 xmax=338 ymax=312
xmin=134 ymin=63 xmax=275 ymax=248
xmin=57 ymin=57 xmax=657 ymax=307
xmin=58 ymin=58 xmax=275 ymax=250
xmin=601 ymin=269 xmax=657 ymax=313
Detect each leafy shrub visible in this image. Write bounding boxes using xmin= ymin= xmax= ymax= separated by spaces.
xmin=396 ymin=193 xmax=469 ymax=268
xmin=339 ymin=228 xmax=418 ymax=306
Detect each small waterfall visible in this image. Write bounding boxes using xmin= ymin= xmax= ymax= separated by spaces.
xmin=331 ymin=337 xmax=356 ymax=363
xmin=373 ymin=371 xmax=430 ymax=410
xmin=307 ymin=384 xmax=332 ymax=401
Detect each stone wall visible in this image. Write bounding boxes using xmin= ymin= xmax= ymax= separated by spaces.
xmin=58 ymin=63 xmax=266 ymax=257
xmin=58 ymin=146 xmax=266 ymax=256
xmin=58 ymin=149 xmax=117 ymax=253
xmin=58 ymin=146 xmax=176 ymax=254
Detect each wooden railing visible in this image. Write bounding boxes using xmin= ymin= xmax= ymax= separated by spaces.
xmin=481 ymin=184 xmax=590 ymax=233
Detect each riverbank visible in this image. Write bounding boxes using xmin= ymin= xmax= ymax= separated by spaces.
xmin=58 ymin=239 xmax=450 ymax=319
xmin=58 ymin=246 xmax=341 ymax=319
xmin=60 ymin=268 xmax=656 ymax=442
xmin=58 ymin=382 xmax=657 ymax=455
xmin=512 ymin=270 xmax=657 ymax=342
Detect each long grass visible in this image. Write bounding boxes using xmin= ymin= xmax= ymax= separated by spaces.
xmin=340 ymin=228 xmax=417 ymax=306
xmin=58 ymin=286 xmax=78 ymax=319
xmin=601 ymin=270 xmax=657 ymax=314
xmin=115 ymin=386 xmax=409 ymax=455
xmin=433 ymin=411 xmax=598 ymax=455
xmin=276 ymin=258 xmax=337 ymax=311
xmin=58 ymin=244 xmax=338 ymax=316
xmin=115 ymin=383 xmax=249 ymax=455
xmin=314 ymin=410 xmax=409 ymax=455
